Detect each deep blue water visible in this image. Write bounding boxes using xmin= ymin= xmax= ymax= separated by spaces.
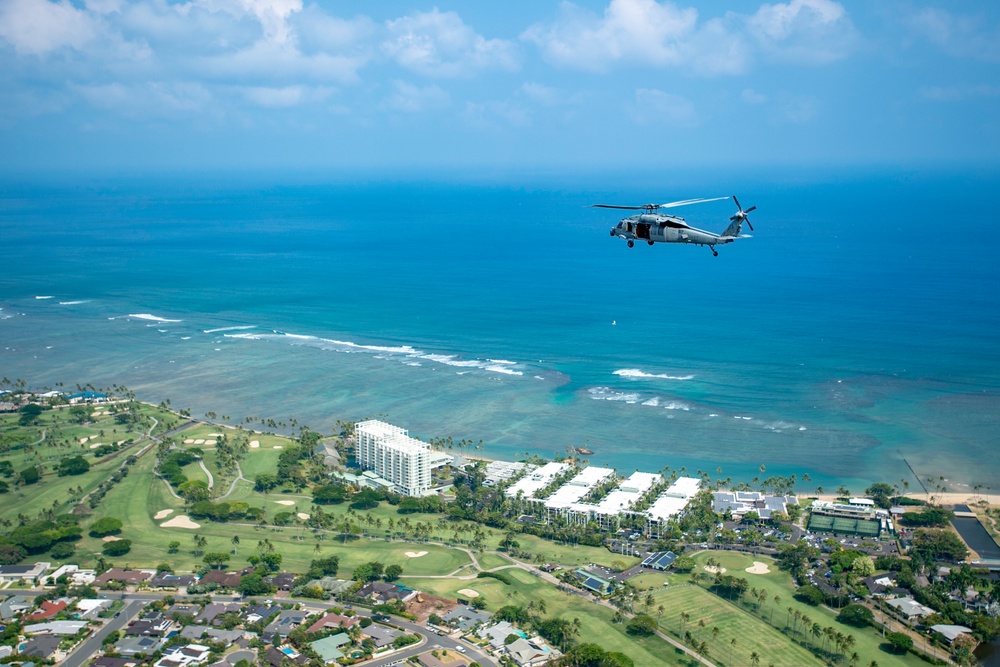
xmin=2 ymin=167 xmax=999 ymax=492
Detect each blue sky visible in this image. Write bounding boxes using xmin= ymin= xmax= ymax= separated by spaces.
xmin=1 ymin=0 xmax=998 ymax=173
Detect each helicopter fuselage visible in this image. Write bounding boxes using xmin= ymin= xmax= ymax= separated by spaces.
xmin=610 ymin=213 xmax=733 ymax=247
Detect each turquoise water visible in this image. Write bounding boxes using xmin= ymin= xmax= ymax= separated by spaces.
xmin=2 ymin=168 xmax=999 ymax=492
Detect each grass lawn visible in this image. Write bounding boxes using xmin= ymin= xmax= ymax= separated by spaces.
xmin=652 ymin=551 xmax=935 ymax=667
xmin=410 ymin=566 xmax=693 ymax=667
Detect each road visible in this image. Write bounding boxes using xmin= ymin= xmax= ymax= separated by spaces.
xmin=61 ymin=598 xmax=146 ymax=667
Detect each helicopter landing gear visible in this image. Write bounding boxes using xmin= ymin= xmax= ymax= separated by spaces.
xmin=627 ymin=240 xmax=634 ymax=248
xmin=709 ymin=245 xmax=718 ymax=257
xmin=647 ymin=240 xmax=654 ymax=246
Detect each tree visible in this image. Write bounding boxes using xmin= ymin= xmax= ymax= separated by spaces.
xmin=238 ymin=573 xmax=275 ymax=596
xmin=851 ymin=556 xmax=875 ymax=578
xmin=89 ymin=517 xmax=124 ymax=537
xmin=312 ymin=484 xmax=349 ymax=504
xmin=57 ymin=455 xmax=90 ymax=476
xmin=885 ymin=632 xmax=912 ymax=653
xmin=102 ymin=539 xmax=132 ymax=556
xmin=0 ymin=544 xmax=27 ymax=564
xmin=625 ymin=615 xmax=657 ymax=636
xmin=18 ymin=403 xmax=45 ymax=426
xmin=167 ymin=540 xmax=181 ymax=553
xmin=384 ymin=563 xmax=403 ymax=582
xmin=203 ymin=552 xmax=231 ymax=569
xmin=350 ymin=489 xmax=381 ymax=510
xmin=19 ymin=466 xmax=40 ymax=485
xmin=837 ymin=604 xmax=874 ymax=628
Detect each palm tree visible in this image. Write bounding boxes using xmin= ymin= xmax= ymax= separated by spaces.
xmin=729 ymin=637 xmax=737 ymax=666
xmin=750 ymin=651 xmax=760 ymax=667
xmin=231 ymin=535 xmax=240 ymax=555
xmin=772 ymin=595 xmax=780 ymax=623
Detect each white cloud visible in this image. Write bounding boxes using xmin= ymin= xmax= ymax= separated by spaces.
xmin=384 ymin=80 xmax=450 ymax=113
xmin=902 ymin=7 xmax=1000 ymax=63
xmin=919 ymin=84 xmax=1000 ymax=102
xmin=741 ymin=88 xmax=767 ymax=104
xmin=383 ymin=8 xmax=519 ymax=77
xmin=0 ymin=0 xmax=98 ymax=55
xmin=241 ymin=84 xmax=322 ymax=107
xmin=462 ymin=100 xmax=531 ymax=129
xmin=747 ymin=0 xmax=856 ymax=64
xmin=629 ymin=88 xmax=697 ymax=126
xmin=522 ymin=0 xmax=855 ymax=74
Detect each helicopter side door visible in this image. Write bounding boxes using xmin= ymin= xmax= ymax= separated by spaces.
xmin=635 ymin=222 xmax=651 ymax=240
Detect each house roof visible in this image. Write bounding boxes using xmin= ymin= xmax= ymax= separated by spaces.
xmin=20 ymin=635 xmax=62 ymax=659
xmin=306 ymin=612 xmax=360 ymax=633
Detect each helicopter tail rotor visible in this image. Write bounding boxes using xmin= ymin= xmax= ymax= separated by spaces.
xmin=730 ymin=195 xmax=756 ymax=232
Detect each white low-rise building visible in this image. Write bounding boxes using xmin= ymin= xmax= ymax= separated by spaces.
xmin=543 ymin=466 xmax=616 ymax=518
xmin=505 ymin=461 xmax=570 ymax=500
xmin=646 ymin=477 xmax=702 ymax=538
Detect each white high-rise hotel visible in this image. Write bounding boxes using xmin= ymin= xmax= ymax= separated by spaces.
xmin=354 ymin=420 xmax=432 ymax=497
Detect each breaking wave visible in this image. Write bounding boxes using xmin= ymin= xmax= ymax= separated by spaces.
xmin=614 ymin=368 xmax=695 ymax=381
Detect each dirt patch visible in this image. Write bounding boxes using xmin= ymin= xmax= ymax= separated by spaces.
xmin=745 ymin=561 xmax=771 ymax=575
xmin=161 ymin=515 xmax=201 ymax=529
xmin=405 ymin=593 xmax=458 ymax=623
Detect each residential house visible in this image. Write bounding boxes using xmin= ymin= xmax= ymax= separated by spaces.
xmin=266 ymin=573 xmax=296 ymax=591
xmin=199 ymin=569 xmax=245 ymax=589
xmin=885 ymin=596 xmax=937 ymax=623
xmin=240 ymin=604 xmax=279 ymax=625
xmin=76 ymin=599 xmax=113 ymax=619
xmin=180 ymin=626 xmax=244 ymax=646
xmin=310 ymin=633 xmax=352 ymax=664
xmin=362 ymin=624 xmax=406 ymax=649
xmin=95 ymin=568 xmax=155 ymax=586
xmin=151 ymin=573 xmax=198 ymax=589
xmin=262 ymin=609 xmax=309 ymax=643
xmin=479 ymin=621 xmax=526 ymax=650
xmin=23 ymin=620 xmax=89 ymax=635
xmin=19 ymin=635 xmax=62 ymax=660
xmin=0 ymin=595 xmax=34 ymax=620
xmin=506 ymin=636 xmax=561 ymax=667
xmin=24 ymin=599 xmax=70 ymax=622
xmin=262 ymin=646 xmax=309 ymax=667
xmin=0 ymin=562 xmax=49 ymax=584
xmin=91 ymin=657 xmax=142 ymax=667
xmin=155 ymin=643 xmax=212 ymax=667
xmin=357 ymin=581 xmax=416 ymax=603
xmin=195 ymin=603 xmax=241 ymax=625
xmin=166 ymin=603 xmax=200 ymax=619
xmin=931 ymin=625 xmax=973 ymax=644
xmin=306 ymin=612 xmax=360 ymax=634
xmin=42 ymin=565 xmax=96 ymax=587
xmin=115 ymin=635 xmax=163 ymax=656
xmin=440 ymin=606 xmax=492 ymax=632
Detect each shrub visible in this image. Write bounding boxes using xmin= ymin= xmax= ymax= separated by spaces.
xmin=837 ymin=604 xmax=874 ymax=627
xmin=89 ymin=517 xmax=123 ymax=537
xmin=102 ymin=539 xmax=132 ymax=556
xmin=625 ymin=615 xmax=657 ymax=636
xmin=794 ymin=584 xmax=826 ymax=606
xmin=885 ymin=631 xmax=913 ymax=653
xmin=477 ymin=571 xmax=512 ymax=585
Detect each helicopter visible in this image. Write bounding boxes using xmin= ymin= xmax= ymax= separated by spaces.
xmin=595 ymin=195 xmax=756 ymax=256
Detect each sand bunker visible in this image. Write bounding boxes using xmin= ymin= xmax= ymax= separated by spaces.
xmin=89 ymin=443 xmax=102 ymax=449
xmin=249 ymin=440 xmax=260 ymax=448
xmin=297 ymin=513 xmax=310 ymax=520
xmin=161 ymin=515 xmax=201 ymax=529
xmin=208 ymin=433 xmax=223 ymax=437
xmin=79 ymin=437 xmax=89 ymax=444
xmin=745 ymin=562 xmax=771 ymax=575
xmin=704 ymin=565 xmax=727 ymax=574
xmin=405 ymin=551 xmax=428 ymax=558
xmin=154 ymin=509 xmax=174 ymax=520
xmin=194 ymin=439 xmax=205 ymax=444
xmin=184 ymin=439 xmax=194 ymax=444
xmin=275 ymin=500 xmax=296 ymax=506
xmin=205 ymin=439 xmax=217 ymax=445
xmin=457 ymin=588 xmax=480 ymax=598
xmin=102 ymin=536 xmax=122 ymax=542
xmin=273 ymin=445 xmax=283 ymax=449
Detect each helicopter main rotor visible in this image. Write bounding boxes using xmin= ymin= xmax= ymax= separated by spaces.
xmin=591 ymin=196 xmax=730 ymax=212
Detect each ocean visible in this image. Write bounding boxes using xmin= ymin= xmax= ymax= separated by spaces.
xmin=2 ymin=166 xmax=999 ymax=493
